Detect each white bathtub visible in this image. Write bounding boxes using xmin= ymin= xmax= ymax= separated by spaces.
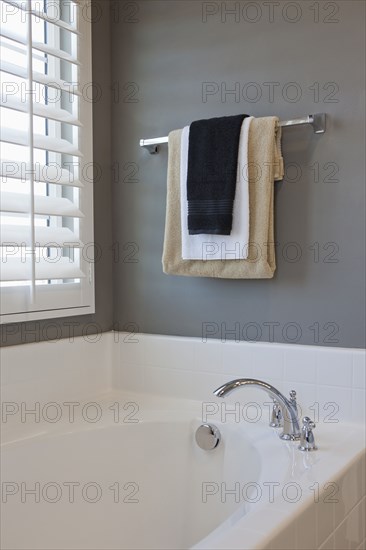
xmin=1 ymin=390 xmax=365 ymax=550
xmin=1 ymin=403 xmax=260 ymax=549
xmin=1 ymin=333 xmax=365 ymax=549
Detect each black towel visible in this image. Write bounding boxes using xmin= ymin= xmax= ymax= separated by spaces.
xmin=187 ymin=114 xmax=248 ymax=235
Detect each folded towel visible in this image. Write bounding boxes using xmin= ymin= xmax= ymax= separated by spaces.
xmin=187 ymin=114 xmax=248 ymax=235
xmin=181 ymin=117 xmax=253 ymax=260
xmin=162 ymin=117 xmax=284 ymax=279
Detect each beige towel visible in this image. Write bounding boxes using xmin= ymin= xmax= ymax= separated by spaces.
xmin=162 ymin=117 xmax=284 ymax=279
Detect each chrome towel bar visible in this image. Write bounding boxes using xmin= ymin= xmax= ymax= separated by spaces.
xmin=140 ymin=113 xmax=326 ymax=154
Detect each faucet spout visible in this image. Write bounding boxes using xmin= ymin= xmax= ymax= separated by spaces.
xmin=214 ymin=378 xmax=301 ymax=441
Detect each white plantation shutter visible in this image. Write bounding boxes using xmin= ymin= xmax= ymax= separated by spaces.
xmin=0 ymin=0 xmax=94 ymax=323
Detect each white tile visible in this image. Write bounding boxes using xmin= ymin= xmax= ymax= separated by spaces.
xmin=114 ymin=362 xmax=144 ymax=392
xmin=142 ymin=366 xmax=229 ymax=402
xmin=284 ymin=346 xmax=318 ymax=383
xmin=251 ymin=344 xmax=285 ymax=382
xmin=352 ymin=389 xmax=366 ymax=424
xmin=335 ymin=459 xmax=365 ymax=524
xmin=151 ymin=337 xmax=190 ymax=369
xmin=1 ymin=335 xmax=112 ymax=402
xmin=332 ymin=475 xmax=365 ymax=547
xmin=221 ymin=340 xmax=254 ymax=378
xmin=211 ymin=527 xmax=264 ymax=550
xmin=118 ymin=336 xmax=147 ymax=366
xmin=334 ymin=516 xmax=350 ymax=550
xmin=270 ymin=519 xmax=297 ymax=550
xmin=316 ymin=385 xmax=352 ymax=424
xmin=353 ymin=351 xmax=366 ymax=389
xmin=347 ymin=498 xmax=366 ymax=549
xmin=316 ymin=499 xmax=335 ymax=548
xmin=333 ymin=478 xmax=348 ymax=533
xmin=118 ymin=333 xmax=197 ymax=371
xmin=193 ymin=339 xmax=224 ymax=373
xmin=296 ymin=502 xmax=317 ymax=550
xmin=145 ymin=335 xmax=197 ymax=370
xmin=320 ymin=534 xmax=335 ymax=549
xmin=317 ymin=349 xmax=353 ymax=388
xmin=360 ymin=454 xmax=366 ymax=498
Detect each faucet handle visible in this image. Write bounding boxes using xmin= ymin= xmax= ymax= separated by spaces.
xmin=302 ymin=416 xmax=316 ymax=429
xmin=298 ymin=416 xmax=317 ymax=451
xmin=270 ymin=400 xmax=283 ymax=428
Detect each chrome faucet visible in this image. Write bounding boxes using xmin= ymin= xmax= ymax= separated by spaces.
xmin=213 ymin=378 xmax=301 ymax=441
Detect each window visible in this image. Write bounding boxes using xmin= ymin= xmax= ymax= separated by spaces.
xmin=0 ymin=0 xmax=94 ymax=323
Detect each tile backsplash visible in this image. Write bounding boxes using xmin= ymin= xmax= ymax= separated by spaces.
xmin=1 ymin=331 xmax=364 ymax=426
xmin=113 ymin=333 xmax=366 ymax=424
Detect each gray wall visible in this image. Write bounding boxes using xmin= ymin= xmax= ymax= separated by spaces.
xmin=112 ymin=0 xmax=365 ymax=348
xmin=0 ymin=1 xmax=113 ymax=347
xmin=2 ymin=1 xmax=365 ymax=349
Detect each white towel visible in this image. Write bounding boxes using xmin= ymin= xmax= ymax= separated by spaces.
xmin=180 ymin=117 xmax=253 ymax=261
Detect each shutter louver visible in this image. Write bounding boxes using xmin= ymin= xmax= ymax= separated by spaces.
xmin=2 ymin=257 xmax=85 ymax=281
xmin=2 ymin=0 xmax=81 ymax=34
xmin=1 ymin=60 xmax=81 ymax=95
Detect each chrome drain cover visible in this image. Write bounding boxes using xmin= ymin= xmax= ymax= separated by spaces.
xmin=195 ymin=424 xmax=221 ymax=450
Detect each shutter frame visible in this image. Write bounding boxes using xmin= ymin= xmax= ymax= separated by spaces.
xmin=0 ymin=0 xmax=95 ymax=323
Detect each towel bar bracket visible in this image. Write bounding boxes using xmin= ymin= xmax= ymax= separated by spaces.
xmin=311 ymin=113 xmax=326 ymax=134
xmin=139 ymin=136 xmax=169 ymax=155
xmin=280 ymin=113 xmax=326 ymax=134
xmin=144 ymin=144 xmax=159 ymax=154
xmin=140 ymin=113 xmax=326 ymax=154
